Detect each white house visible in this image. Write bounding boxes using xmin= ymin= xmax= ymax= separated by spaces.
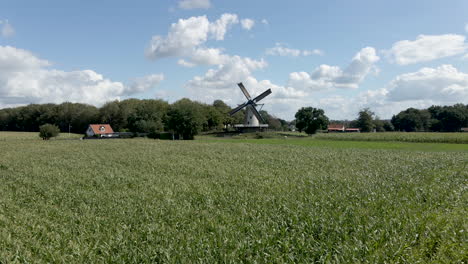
xmin=86 ymin=124 xmax=114 ymax=137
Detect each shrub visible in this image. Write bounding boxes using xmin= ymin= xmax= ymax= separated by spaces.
xmin=39 ymin=124 xmax=60 ymax=140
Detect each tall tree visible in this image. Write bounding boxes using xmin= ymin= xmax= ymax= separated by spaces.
xmin=166 ymin=98 xmax=206 ymax=140
xmin=127 ymin=99 xmax=169 ymax=133
xmin=356 ymin=108 xmax=375 ymax=132
xmin=428 ymin=104 xmax=467 ymax=132
xmin=391 ymin=108 xmax=431 ymax=132
xmin=295 ymin=107 xmax=329 ymax=135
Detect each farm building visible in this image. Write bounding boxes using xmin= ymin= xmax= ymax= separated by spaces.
xmin=345 ymin=128 xmax=360 ymax=133
xmin=461 ymin=127 xmax=468 ymax=132
xmin=86 ymin=124 xmax=114 ymax=137
xmin=328 ymin=124 xmax=360 ymax=133
xmin=328 ymin=124 xmax=345 ymax=132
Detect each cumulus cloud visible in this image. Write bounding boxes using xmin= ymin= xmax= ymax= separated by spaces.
xmin=209 ymin=14 xmax=239 ymax=41
xmin=184 ymin=52 xmax=307 ymax=105
xmin=287 ymin=47 xmax=379 ymax=90
xmin=386 ymin=64 xmax=468 ymax=102
xmin=316 ymin=64 xmax=468 ymax=120
xmin=240 ymin=19 xmax=255 ymax=30
xmin=186 ymin=56 xmax=267 ymax=91
xmin=177 ymin=59 xmax=196 ymax=67
xmin=176 ymin=47 xmax=230 ymax=67
xmin=266 ymin=43 xmax=323 ymax=57
xmin=385 ymin=34 xmax=468 ymax=65
xmin=129 ymin=74 xmax=164 ymax=94
xmin=0 ymin=46 xmax=161 ymax=108
xmin=0 ymin=20 xmax=14 ymax=38
xmin=145 ymin=13 xmax=238 ymax=61
xmin=178 ymin=0 xmax=211 ymax=9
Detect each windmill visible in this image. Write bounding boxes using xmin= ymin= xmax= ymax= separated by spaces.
xmin=229 ymin=82 xmax=272 ymax=132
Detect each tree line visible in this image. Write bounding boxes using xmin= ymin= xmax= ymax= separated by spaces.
xmin=0 ymin=99 xmax=289 ymax=139
xmin=1 ymin=100 xmax=466 ymax=138
xmin=294 ymin=103 xmax=468 ymax=134
xmin=346 ymin=104 xmax=468 ymax=132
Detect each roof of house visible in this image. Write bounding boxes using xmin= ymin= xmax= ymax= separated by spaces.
xmin=328 ymin=124 xmax=345 ymax=130
xmin=89 ymin=124 xmax=114 ymax=134
xmin=345 ymin=128 xmax=360 ymax=131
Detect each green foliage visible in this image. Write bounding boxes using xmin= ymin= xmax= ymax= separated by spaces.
xmin=428 ymin=104 xmax=468 ymax=132
xmin=356 ymin=108 xmax=375 ymax=132
xmin=167 ymin=98 xmax=206 ymax=140
xmin=38 ymin=123 xmax=60 ymax=140
xmin=382 ymin=120 xmax=394 ymax=131
xmin=295 ymin=107 xmax=329 ymax=134
xmin=391 ymin=104 xmax=468 ymax=132
xmin=260 ymin=110 xmax=283 ymax=130
xmin=0 ymin=135 xmax=466 ymax=262
xmin=391 ymin=108 xmax=431 ymax=132
xmin=127 ymin=99 xmax=169 ymax=134
xmin=203 ymin=105 xmax=224 ymax=131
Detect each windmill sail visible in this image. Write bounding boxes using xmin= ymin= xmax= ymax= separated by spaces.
xmin=238 ymin=82 xmax=251 ymax=100
xmin=252 ymin=89 xmax=272 ymax=103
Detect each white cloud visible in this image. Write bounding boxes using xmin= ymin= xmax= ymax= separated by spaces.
xmin=287 ymin=47 xmax=379 ymax=90
xmin=0 ymin=46 xmax=161 ymax=108
xmin=129 ymin=74 xmax=164 ymax=94
xmin=145 ymin=14 xmax=238 ymax=61
xmin=316 ymin=64 xmax=468 ymax=120
xmin=303 ymin=49 xmax=324 ymax=56
xmin=184 ymin=53 xmax=310 ymax=117
xmin=241 ymin=19 xmax=255 ymax=30
xmin=190 ymin=48 xmax=230 ymax=65
xmin=385 ymin=34 xmax=468 ymax=65
xmin=182 ymin=49 xmax=467 ymax=120
xmin=186 ymin=56 xmax=268 ymax=92
xmin=208 ymin=13 xmax=238 ymax=41
xmin=386 ymin=64 xmax=468 ymax=102
xmin=177 ymin=59 xmax=196 ymax=67
xmin=465 ymin=23 xmax=468 ymax=33
xmin=145 ymin=16 xmax=210 ymax=60
xmin=0 ymin=20 xmax=14 ymax=38
xmin=178 ymin=0 xmax=211 ymax=9
xmin=266 ymin=43 xmax=323 ymax=57
xmin=261 ymin=19 xmax=269 ymax=25
xmin=177 ymin=47 xmax=230 ymax=67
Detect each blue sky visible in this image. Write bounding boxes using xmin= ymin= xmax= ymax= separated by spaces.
xmin=1 ymin=0 xmax=467 ymax=120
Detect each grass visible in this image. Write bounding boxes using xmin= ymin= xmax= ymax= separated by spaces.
xmin=0 ymin=132 xmax=467 ymax=263
xmin=0 ymin=131 xmax=83 ymax=141
xmin=315 ymin=132 xmax=468 ymax=144
xmin=199 ymin=132 xmax=468 ymax=152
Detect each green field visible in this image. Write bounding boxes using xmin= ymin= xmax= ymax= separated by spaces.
xmin=0 ymin=132 xmax=467 ymax=263
xmin=315 ymin=132 xmax=468 ymax=144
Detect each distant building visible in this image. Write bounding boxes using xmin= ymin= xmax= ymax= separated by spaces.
xmin=345 ymin=128 xmax=360 ymax=133
xmin=86 ymin=124 xmax=114 ymax=137
xmin=328 ymin=124 xmax=345 ymax=132
xmin=461 ymin=127 xmax=468 ymax=132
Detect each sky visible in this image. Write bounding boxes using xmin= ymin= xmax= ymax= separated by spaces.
xmin=0 ymin=0 xmax=467 ymax=120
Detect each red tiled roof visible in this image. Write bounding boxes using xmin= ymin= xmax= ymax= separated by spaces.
xmin=89 ymin=124 xmax=114 ymax=134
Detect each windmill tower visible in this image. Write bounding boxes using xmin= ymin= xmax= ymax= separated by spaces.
xmin=229 ymin=82 xmax=272 ymax=132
